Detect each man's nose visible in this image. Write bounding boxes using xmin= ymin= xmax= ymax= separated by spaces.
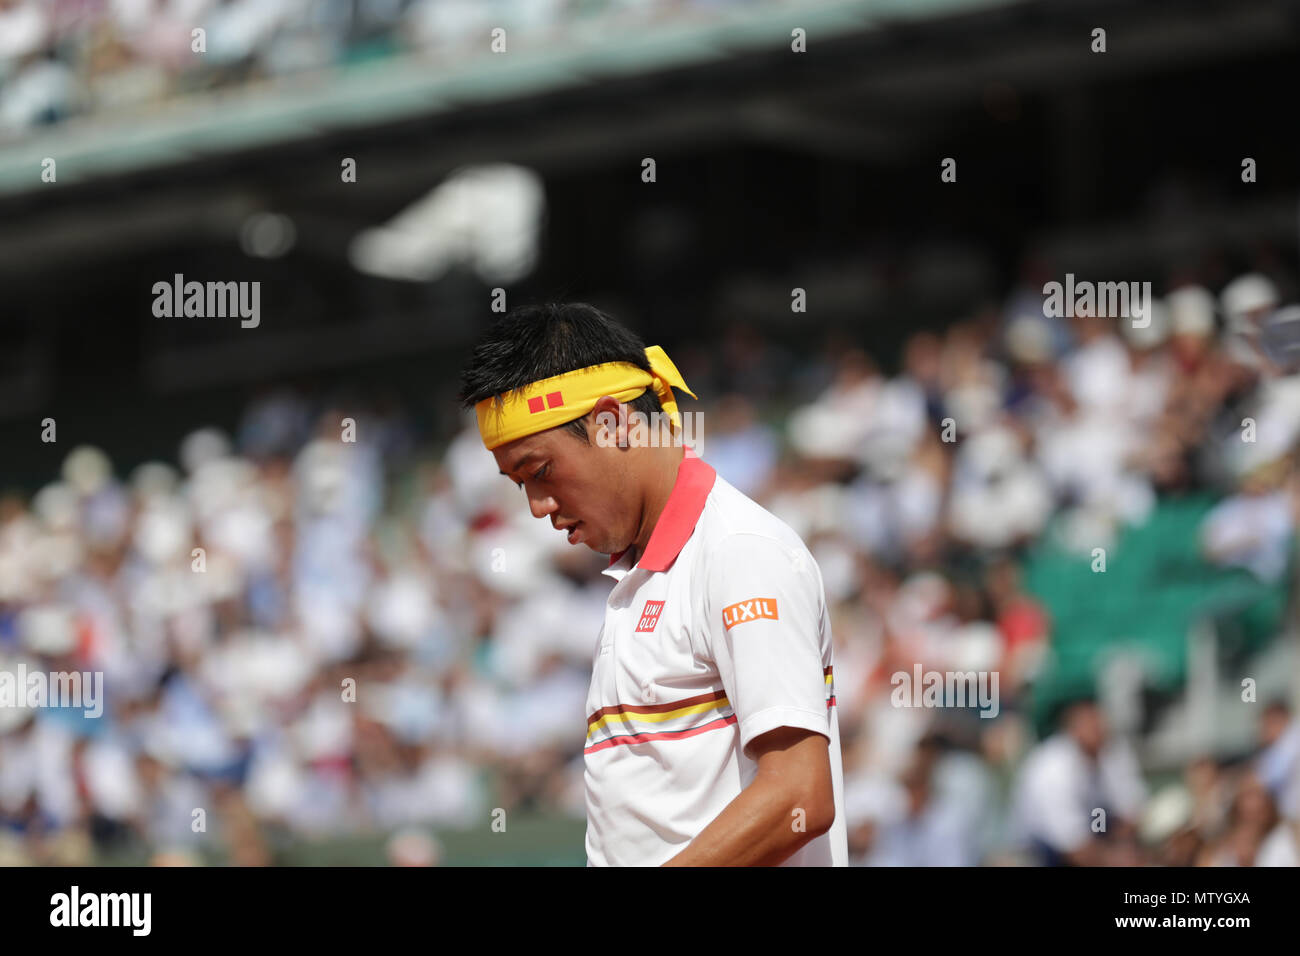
xmin=528 ymin=492 xmax=558 ymax=520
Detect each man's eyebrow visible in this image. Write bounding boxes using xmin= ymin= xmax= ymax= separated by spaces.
xmin=498 ymin=452 xmax=540 ymax=478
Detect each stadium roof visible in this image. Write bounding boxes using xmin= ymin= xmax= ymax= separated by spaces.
xmin=0 ymin=0 xmax=1011 ymax=196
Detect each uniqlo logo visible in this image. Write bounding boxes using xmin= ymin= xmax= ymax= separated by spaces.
xmin=635 ymin=600 xmax=666 ymax=633
xmin=722 ymin=598 xmax=779 ymax=631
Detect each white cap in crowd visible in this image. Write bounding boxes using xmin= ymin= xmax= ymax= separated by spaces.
xmin=1166 ymin=285 xmax=1217 ymax=338
xmin=1121 ymin=298 xmax=1170 ymax=350
xmin=1221 ymin=273 xmax=1279 ymax=326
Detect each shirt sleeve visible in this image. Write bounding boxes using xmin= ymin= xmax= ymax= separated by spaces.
xmin=703 ymin=532 xmax=830 ymax=759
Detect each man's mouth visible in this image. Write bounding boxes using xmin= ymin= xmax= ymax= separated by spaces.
xmin=566 ymin=522 xmax=583 ymax=545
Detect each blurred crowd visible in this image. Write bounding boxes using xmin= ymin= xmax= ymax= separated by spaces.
xmin=0 ymin=0 xmax=773 ymax=137
xmin=1 ymin=263 xmax=1299 ymax=866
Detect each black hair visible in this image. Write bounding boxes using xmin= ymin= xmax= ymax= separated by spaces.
xmin=458 ymin=302 xmax=664 ymax=444
xmin=1049 ymin=690 xmax=1100 ymax=732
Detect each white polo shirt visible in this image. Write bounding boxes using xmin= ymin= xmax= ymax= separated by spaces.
xmin=584 ymin=447 xmax=848 ymax=866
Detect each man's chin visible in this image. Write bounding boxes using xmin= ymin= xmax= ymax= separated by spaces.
xmin=599 ymin=541 xmax=634 ymax=559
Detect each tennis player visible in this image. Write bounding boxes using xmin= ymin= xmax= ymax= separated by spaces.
xmin=459 ymin=303 xmax=847 ymax=866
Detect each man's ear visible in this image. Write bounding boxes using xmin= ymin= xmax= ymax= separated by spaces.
xmin=591 ymin=396 xmax=629 ymax=448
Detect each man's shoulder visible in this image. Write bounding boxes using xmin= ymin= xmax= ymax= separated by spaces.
xmin=698 ymin=473 xmax=806 ymax=552
xmin=689 ymin=476 xmax=820 ymax=588
xmin=1020 ymin=734 xmax=1084 ymax=783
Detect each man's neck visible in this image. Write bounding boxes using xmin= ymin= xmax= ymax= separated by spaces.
xmin=629 ymin=443 xmax=686 ymax=559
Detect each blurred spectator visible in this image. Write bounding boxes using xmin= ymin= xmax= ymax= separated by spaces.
xmin=1255 ymin=700 xmax=1300 ymax=821
xmin=1197 ymin=773 xmax=1281 ymax=866
xmin=1201 ymin=457 xmax=1295 ymax=584
xmin=1010 ymin=698 xmax=1147 ymax=866
xmin=862 ymin=738 xmax=985 ymax=866
xmin=1221 ymin=273 xmax=1280 ymax=374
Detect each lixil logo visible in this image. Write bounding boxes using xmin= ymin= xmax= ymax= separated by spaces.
xmin=721 ymin=598 xmax=778 ymax=631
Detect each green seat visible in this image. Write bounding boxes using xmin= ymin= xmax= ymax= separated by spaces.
xmin=1023 ymin=494 xmax=1293 ymax=737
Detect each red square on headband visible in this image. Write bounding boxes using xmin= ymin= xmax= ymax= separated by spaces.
xmin=546 ymin=391 xmax=564 ymax=409
xmin=527 ymin=396 xmax=546 ymax=414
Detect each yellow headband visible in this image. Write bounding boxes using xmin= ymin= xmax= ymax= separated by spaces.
xmin=476 ymin=345 xmax=697 ymax=450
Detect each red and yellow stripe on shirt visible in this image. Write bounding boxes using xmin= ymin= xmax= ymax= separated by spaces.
xmin=585 ymin=669 xmax=837 ymax=755
xmin=584 ymin=689 xmax=736 ymax=755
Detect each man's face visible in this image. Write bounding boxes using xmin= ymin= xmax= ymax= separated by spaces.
xmin=1260 ymin=707 xmax=1290 ymax=747
xmin=493 ymin=413 xmax=633 ymax=555
xmin=1066 ymin=702 xmax=1107 ymax=756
